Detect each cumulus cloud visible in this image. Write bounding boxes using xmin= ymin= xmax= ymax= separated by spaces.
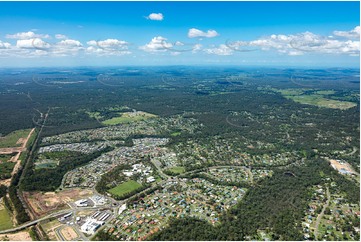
xmin=16 ymin=38 xmax=51 ymax=49
xmin=147 ymin=13 xmax=164 ymax=21
xmin=204 ymin=44 xmax=233 ymax=56
xmin=333 ymin=26 xmax=360 ymax=39
xmin=188 ymin=28 xmax=219 ymax=38
xmin=139 ymin=36 xmax=172 ymax=52
xmin=57 ymin=39 xmax=82 ymax=47
xmin=242 ymin=30 xmax=360 ymax=56
xmin=87 ymin=39 xmax=128 ymax=49
xmin=86 ymin=39 xmax=130 ymax=56
xmin=55 ymin=34 xmax=67 ymax=40
xmin=0 ymin=40 xmax=11 ymax=49
xmin=6 ymin=31 xmax=50 ymax=40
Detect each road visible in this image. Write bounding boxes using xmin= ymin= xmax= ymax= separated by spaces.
xmin=314 ymin=186 xmax=330 ymax=240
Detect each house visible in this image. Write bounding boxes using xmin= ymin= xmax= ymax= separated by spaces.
xmin=146 ymin=176 xmax=155 ymax=183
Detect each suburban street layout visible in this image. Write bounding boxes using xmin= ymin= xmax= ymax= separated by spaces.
xmin=0 ymin=1 xmax=360 ymax=241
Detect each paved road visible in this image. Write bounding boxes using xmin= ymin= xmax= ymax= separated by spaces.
xmin=314 ymin=186 xmax=330 ymax=240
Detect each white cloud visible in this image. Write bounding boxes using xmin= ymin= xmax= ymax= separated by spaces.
xmin=188 ymin=28 xmax=219 ymax=38
xmin=86 ymin=39 xmax=130 ymax=56
xmin=333 ymin=26 xmax=360 ymax=39
xmin=204 ymin=44 xmax=233 ymax=56
xmin=244 ymin=30 xmax=360 ymax=56
xmin=6 ymin=31 xmax=50 ymax=40
xmin=16 ymin=38 xmax=51 ymax=49
xmin=147 ymin=13 xmax=164 ymax=21
xmin=192 ymin=44 xmax=202 ymax=53
xmin=87 ymin=39 xmax=128 ymax=49
xmin=58 ymin=39 xmax=82 ymax=47
xmin=0 ymin=41 xmax=11 ymax=49
xmin=55 ymin=34 xmax=67 ymax=40
xmin=139 ymin=36 xmax=172 ymax=52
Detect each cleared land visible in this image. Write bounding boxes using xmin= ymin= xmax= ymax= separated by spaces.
xmin=0 ymin=201 xmax=13 ymax=230
xmin=23 ymin=188 xmax=93 ymax=218
xmin=60 ymin=226 xmax=79 ymax=241
xmin=102 ymin=111 xmax=157 ymax=125
xmin=0 ymin=231 xmax=31 ymax=241
xmin=274 ymin=89 xmax=357 ymax=110
xmin=167 ymin=166 xmax=185 ymax=174
xmin=40 ymin=219 xmax=62 ymax=241
xmin=328 ymin=159 xmax=357 ymax=175
xmin=108 ymin=180 xmax=142 ymax=196
xmin=0 ymin=129 xmax=32 ymax=148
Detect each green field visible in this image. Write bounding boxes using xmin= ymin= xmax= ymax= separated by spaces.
xmin=170 ymin=132 xmax=182 ymax=137
xmin=0 ymin=129 xmax=31 ymax=148
xmin=273 ymin=89 xmax=357 ymax=110
xmin=314 ymin=90 xmax=336 ymax=95
xmin=102 ymin=111 xmax=157 ymax=125
xmin=0 ymin=202 xmax=13 ymax=230
xmin=167 ymin=166 xmax=185 ymax=174
xmin=108 ymin=180 xmax=143 ymax=196
xmin=285 ymin=95 xmax=357 ymax=110
xmin=34 ymin=162 xmax=58 ymax=170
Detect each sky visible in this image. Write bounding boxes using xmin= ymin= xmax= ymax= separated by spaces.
xmin=0 ymin=1 xmax=359 ymax=68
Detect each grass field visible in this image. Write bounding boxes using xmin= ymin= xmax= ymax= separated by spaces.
xmin=285 ymin=95 xmax=357 ymax=110
xmin=167 ymin=166 xmax=185 ymax=174
xmin=272 ymin=88 xmax=357 ymax=110
xmin=102 ymin=111 xmax=157 ymax=125
xmin=170 ymin=132 xmax=181 ymax=137
xmin=108 ymin=180 xmax=142 ymax=196
xmin=0 ymin=202 xmax=13 ymax=230
xmin=0 ymin=129 xmax=31 ymax=148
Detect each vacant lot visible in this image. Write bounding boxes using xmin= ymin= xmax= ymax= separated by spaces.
xmin=167 ymin=166 xmax=185 ymax=174
xmin=0 ymin=129 xmax=32 ymax=148
xmin=60 ymin=226 xmax=79 ymax=240
xmin=0 ymin=201 xmax=13 ymax=230
xmin=108 ymin=180 xmax=142 ymax=196
xmin=23 ymin=188 xmax=93 ymax=218
xmin=102 ymin=111 xmax=157 ymax=125
xmin=0 ymin=231 xmax=31 ymax=241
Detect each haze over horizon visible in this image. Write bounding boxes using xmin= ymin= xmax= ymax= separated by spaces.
xmin=0 ymin=1 xmax=359 ymax=68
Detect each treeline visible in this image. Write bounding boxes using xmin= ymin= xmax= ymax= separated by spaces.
xmin=182 ymin=172 xmax=250 ymax=189
xmin=127 ymin=185 xmax=161 ymax=204
xmin=0 ymin=184 xmax=7 ymax=198
xmin=9 ymin=160 xmax=30 ymax=224
xmin=151 ymin=159 xmax=357 ymax=241
xmin=95 ymin=164 xmax=131 ymax=194
xmin=21 ymin=147 xmax=113 ymax=191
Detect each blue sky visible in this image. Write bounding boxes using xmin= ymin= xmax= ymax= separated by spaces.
xmin=0 ymin=1 xmax=359 ymax=67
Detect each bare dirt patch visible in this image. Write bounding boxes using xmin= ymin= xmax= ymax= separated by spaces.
xmin=24 ymin=188 xmax=93 ymax=218
xmin=60 ymin=226 xmax=79 ymax=240
xmin=329 ymin=159 xmax=357 ymax=175
xmin=16 ymin=138 xmax=25 ymax=145
xmin=0 ymin=231 xmax=31 ymax=241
